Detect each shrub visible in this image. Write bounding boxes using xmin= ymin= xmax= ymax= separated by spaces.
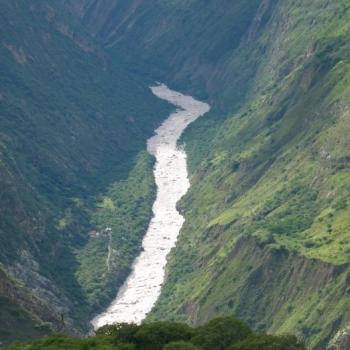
xmin=135 ymin=321 xmax=195 ymax=350
xmin=229 ymin=334 xmax=306 ymax=350
xmin=191 ymin=317 xmax=252 ymax=350
xmin=164 ymin=341 xmax=200 ymax=350
xmin=96 ymin=323 xmax=139 ymax=345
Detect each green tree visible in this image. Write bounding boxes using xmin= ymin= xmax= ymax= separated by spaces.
xmin=230 ymin=334 xmax=306 ymax=350
xmin=135 ymin=321 xmax=195 ymax=350
xmin=96 ymin=323 xmax=139 ymax=345
xmin=191 ymin=317 xmax=252 ymax=350
xmin=164 ymin=341 xmax=200 ymax=350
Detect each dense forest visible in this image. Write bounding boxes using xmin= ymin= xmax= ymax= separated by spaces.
xmin=5 ymin=318 xmax=305 ymax=350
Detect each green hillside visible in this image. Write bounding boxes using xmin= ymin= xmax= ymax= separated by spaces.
xmin=0 ymin=0 xmax=170 ymax=342
xmin=3 ymin=0 xmax=350 ymax=349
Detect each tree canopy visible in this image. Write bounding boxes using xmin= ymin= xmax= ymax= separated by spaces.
xmin=6 ymin=317 xmax=305 ymax=350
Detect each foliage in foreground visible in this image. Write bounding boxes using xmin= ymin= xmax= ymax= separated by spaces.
xmin=6 ymin=317 xmax=305 ymax=350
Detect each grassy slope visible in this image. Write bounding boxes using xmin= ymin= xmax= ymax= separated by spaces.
xmin=0 ymin=0 xmax=170 ymax=341
xmin=137 ymin=1 xmax=350 ymax=348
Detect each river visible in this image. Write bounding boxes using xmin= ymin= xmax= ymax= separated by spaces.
xmin=92 ymin=83 xmax=210 ymax=329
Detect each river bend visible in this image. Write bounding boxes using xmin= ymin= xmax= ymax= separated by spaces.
xmin=92 ymin=84 xmax=210 ymax=328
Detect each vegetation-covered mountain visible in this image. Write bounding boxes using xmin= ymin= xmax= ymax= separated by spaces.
xmin=0 ymin=0 xmax=170 ymax=344
xmin=63 ymin=0 xmax=350 ymax=349
xmin=3 ymin=0 xmax=350 ymax=349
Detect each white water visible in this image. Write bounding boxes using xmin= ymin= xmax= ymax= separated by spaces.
xmin=92 ymin=84 xmax=210 ymax=329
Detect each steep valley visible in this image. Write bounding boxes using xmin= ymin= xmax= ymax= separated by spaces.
xmin=2 ymin=1 xmax=350 ymax=349
xmin=68 ymin=1 xmax=350 ymax=348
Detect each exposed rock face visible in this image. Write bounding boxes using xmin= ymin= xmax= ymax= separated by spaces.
xmin=327 ymin=325 xmax=350 ymax=350
xmin=62 ymin=0 xmax=94 ymax=18
xmin=63 ymin=0 xmax=143 ymax=39
xmin=0 ymin=268 xmax=64 ymax=331
xmin=7 ymin=251 xmax=72 ymax=323
xmin=3 ymin=43 xmax=27 ymax=65
xmin=191 ymin=236 xmax=350 ymax=349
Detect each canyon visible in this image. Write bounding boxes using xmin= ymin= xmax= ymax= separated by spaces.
xmin=2 ymin=1 xmax=350 ymax=349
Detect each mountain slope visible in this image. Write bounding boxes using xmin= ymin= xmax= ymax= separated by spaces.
xmin=0 ymin=1 xmax=170 ymax=342
xmin=63 ymin=0 xmax=266 ymax=109
xmin=148 ymin=2 xmax=350 ymax=349
xmin=66 ymin=0 xmax=350 ymax=348
xmin=4 ymin=0 xmax=350 ymax=348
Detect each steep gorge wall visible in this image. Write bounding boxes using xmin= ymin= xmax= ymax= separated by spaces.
xmin=181 ymin=235 xmax=349 ymax=348
xmin=0 ymin=268 xmax=65 ymax=342
xmin=64 ymin=0 xmax=269 ymax=110
xmin=178 ymin=236 xmax=350 ymax=350
xmin=0 ymin=1 xmax=170 ymax=340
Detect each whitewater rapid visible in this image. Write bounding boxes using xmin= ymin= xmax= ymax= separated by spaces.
xmin=92 ymin=84 xmax=210 ymax=328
